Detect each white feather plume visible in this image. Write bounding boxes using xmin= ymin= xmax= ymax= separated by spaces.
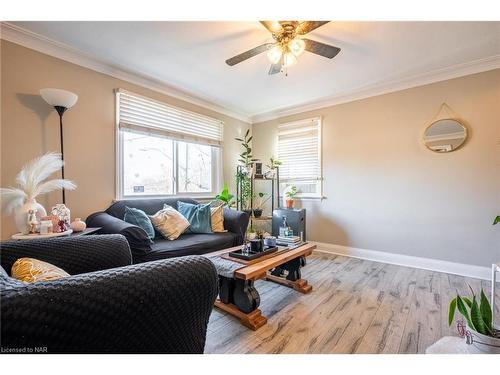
xmin=0 ymin=188 xmax=28 ymax=214
xmin=34 ymin=179 xmax=76 ymax=197
xmin=1 ymin=152 xmax=77 ymax=214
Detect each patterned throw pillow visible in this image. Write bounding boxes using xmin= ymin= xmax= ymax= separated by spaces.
xmin=124 ymin=206 xmax=155 ymax=240
xmin=177 ymin=201 xmax=213 ymax=234
xmin=210 ymin=204 xmax=227 ymax=233
xmin=149 ymin=205 xmax=190 ymax=240
xmin=11 ymin=258 xmax=70 ymax=283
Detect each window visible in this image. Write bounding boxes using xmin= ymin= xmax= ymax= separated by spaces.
xmin=277 ymin=117 xmax=322 ymax=198
xmin=116 ymin=89 xmax=222 ymax=198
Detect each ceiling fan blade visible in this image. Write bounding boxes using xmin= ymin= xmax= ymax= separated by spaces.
xmin=225 ymin=43 xmax=273 ymax=66
xmin=268 ymin=63 xmax=282 ymax=75
xmin=296 ymin=21 xmax=330 ymax=35
xmin=303 ymin=39 xmax=341 ymax=59
xmin=260 ymin=21 xmax=283 ymax=34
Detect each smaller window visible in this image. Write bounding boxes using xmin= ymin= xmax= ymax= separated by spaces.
xmin=277 ymin=117 xmax=322 ymax=198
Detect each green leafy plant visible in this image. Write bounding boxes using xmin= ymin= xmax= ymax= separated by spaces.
xmin=215 ymin=183 xmax=235 ymax=208
xmin=235 ymin=129 xmax=258 ymax=167
xmin=494 ymin=216 xmax=500 ymax=225
xmin=285 ymin=185 xmax=298 ymax=200
xmin=448 ymin=286 xmax=498 ymax=337
xmin=266 ymin=156 xmax=282 ymax=170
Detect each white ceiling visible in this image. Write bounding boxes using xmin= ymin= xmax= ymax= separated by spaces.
xmin=8 ymin=21 xmax=500 ymax=122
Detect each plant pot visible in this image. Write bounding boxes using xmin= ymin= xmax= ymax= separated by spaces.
xmin=14 ymin=199 xmax=47 ymax=234
xmin=253 ymin=209 xmax=263 ymax=218
xmin=465 ymin=324 xmax=500 ymax=354
xmin=285 ymin=199 xmax=294 ymax=209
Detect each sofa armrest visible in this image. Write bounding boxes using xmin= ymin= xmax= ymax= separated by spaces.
xmin=86 ymin=212 xmax=152 ymax=258
xmin=223 ymin=208 xmax=249 ymax=242
xmin=0 ymin=234 xmax=132 ymax=275
xmin=1 ymin=255 xmax=218 ymax=353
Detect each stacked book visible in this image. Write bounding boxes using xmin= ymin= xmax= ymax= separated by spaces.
xmin=277 ymin=236 xmax=302 ymax=246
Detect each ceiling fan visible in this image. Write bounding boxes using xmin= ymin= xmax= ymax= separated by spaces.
xmin=225 ymin=21 xmax=341 ymax=75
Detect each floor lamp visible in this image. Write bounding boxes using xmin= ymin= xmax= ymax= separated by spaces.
xmin=40 ymin=88 xmax=78 ymax=204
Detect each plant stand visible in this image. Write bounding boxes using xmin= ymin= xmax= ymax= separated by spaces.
xmin=236 ymin=165 xmax=280 ymax=231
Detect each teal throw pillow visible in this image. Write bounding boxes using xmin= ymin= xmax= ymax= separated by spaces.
xmin=124 ymin=206 xmax=155 ymax=240
xmin=176 ymin=201 xmax=213 ymax=234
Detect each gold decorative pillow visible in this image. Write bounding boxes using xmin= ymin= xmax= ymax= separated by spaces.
xmin=210 ymin=205 xmax=226 ymax=233
xmin=150 ymin=205 xmax=190 ymax=240
xmin=11 ymin=258 xmax=70 ymax=283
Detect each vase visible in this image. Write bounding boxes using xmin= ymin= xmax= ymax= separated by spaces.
xmin=14 ymin=199 xmax=47 ymax=234
xmin=465 ymin=324 xmax=500 ymax=354
xmin=70 ymin=218 xmax=86 ymax=232
xmin=51 ymin=204 xmax=71 ymax=226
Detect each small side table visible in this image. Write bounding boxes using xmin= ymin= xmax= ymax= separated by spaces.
xmin=70 ymin=227 xmax=101 ymax=237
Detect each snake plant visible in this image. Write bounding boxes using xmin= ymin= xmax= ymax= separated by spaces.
xmin=448 ymin=286 xmax=498 ymax=337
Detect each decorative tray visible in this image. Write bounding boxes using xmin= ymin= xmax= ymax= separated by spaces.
xmin=11 ymin=229 xmax=73 ymax=240
xmin=228 ymin=245 xmax=278 ymax=261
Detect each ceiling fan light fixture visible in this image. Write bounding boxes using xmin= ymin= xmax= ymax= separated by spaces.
xmin=267 ymin=45 xmax=283 ymax=64
xmin=289 ymin=38 xmax=305 ymax=56
xmin=283 ymin=52 xmax=297 ymax=67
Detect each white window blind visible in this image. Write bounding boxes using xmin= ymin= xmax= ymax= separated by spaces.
xmin=116 ymin=89 xmax=223 ymax=147
xmin=278 ymin=117 xmax=321 ymax=182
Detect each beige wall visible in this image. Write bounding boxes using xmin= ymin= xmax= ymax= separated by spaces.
xmin=0 ymin=40 xmax=250 ymax=239
xmin=253 ymin=69 xmax=500 ymax=267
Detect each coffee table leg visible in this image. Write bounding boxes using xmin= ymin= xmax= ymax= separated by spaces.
xmin=215 ymin=277 xmax=267 ymax=330
xmin=266 ymin=256 xmax=312 ymax=294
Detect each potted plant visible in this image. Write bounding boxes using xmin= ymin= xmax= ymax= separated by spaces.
xmin=253 ymin=192 xmax=271 ymax=218
xmin=215 ymin=183 xmax=235 ymax=208
xmin=265 ymin=156 xmax=281 ymax=179
xmin=448 ymin=286 xmax=500 ymax=353
xmin=284 ymin=185 xmax=298 ymax=209
xmin=235 ymin=129 xmax=258 ymax=211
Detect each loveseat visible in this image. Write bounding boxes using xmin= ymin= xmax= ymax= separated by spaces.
xmin=86 ymin=198 xmax=249 ymax=264
xmin=0 ymin=235 xmax=218 ymax=353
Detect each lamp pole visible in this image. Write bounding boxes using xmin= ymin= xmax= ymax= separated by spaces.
xmin=40 ymin=88 xmax=78 ymax=205
xmin=54 ymin=105 xmax=68 ymax=203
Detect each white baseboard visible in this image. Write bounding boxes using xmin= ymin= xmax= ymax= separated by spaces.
xmin=312 ymin=241 xmax=492 ymax=280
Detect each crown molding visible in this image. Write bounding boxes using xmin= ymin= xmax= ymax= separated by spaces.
xmin=0 ymin=22 xmax=252 ymax=124
xmin=2 ymin=22 xmax=499 ymax=125
xmin=251 ymin=54 xmax=500 ymax=123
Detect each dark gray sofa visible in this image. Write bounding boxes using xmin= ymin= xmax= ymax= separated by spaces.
xmin=86 ymin=198 xmax=249 ymax=264
xmin=0 ymin=235 xmax=218 ymax=353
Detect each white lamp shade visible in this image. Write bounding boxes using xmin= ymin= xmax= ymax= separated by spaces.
xmin=40 ymin=88 xmax=78 ymax=109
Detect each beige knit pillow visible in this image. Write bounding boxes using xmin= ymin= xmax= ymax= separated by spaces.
xmin=210 ymin=205 xmax=227 ymax=233
xmin=150 ymin=205 xmax=190 ymax=240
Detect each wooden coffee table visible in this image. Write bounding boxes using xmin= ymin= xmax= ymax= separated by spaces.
xmin=207 ymin=242 xmax=316 ymax=330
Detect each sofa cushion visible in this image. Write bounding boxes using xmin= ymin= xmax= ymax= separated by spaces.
xmin=177 ymin=201 xmax=212 ymax=234
xmin=210 ymin=205 xmax=226 ymax=233
xmin=124 ymin=206 xmax=155 ymax=240
xmin=150 ymin=205 xmax=190 ymax=240
xmin=11 ymin=258 xmax=70 ymax=283
xmin=136 ymin=232 xmax=239 ymax=262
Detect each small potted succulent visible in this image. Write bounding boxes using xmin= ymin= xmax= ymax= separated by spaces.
xmin=448 ymin=286 xmax=500 ymax=353
xmin=253 ymin=192 xmax=271 ymax=218
xmin=284 ymin=185 xmax=298 ymax=209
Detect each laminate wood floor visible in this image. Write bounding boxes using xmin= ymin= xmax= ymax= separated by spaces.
xmin=205 ymin=251 xmax=498 ymax=354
